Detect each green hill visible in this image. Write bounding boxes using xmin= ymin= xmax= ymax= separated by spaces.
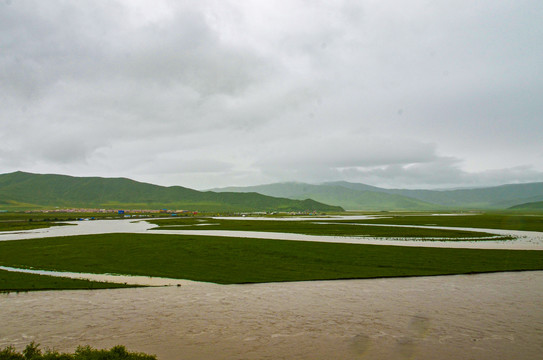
xmin=213 ymin=181 xmax=543 ymax=210
xmin=288 ymin=185 xmax=436 ymax=211
xmin=381 ymin=183 xmax=543 ymax=209
xmin=212 ymin=182 xmax=436 ymax=210
xmin=509 ymin=201 xmax=543 ymax=210
xmin=0 ymin=172 xmax=343 ymax=212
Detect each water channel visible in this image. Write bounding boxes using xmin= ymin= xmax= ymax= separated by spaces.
xmin=1 ymin=272 xmax=542 ymax=360
xmin=1 ymin=216 xmax=543 ymax=250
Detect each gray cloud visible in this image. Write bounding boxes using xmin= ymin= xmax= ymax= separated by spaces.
xmin=1 ymin=0 xmax=542 ymax=190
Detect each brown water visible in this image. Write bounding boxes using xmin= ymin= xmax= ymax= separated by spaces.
xmin=0 ymin=266 xmax=192 ymax=286
xmin=2 ymin=271 xmax=542 ymax=360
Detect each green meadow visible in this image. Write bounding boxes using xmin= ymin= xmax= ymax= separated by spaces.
xmin=0 ymin=269 xmax=135 ymax=292
xmin=149 ymin=217 xmax=510 ymax=239
xmin=0 ymin=233 xmax=542 ymax=288
xmin=0 ymin=220 xmax=71 ymax=232
xmin=0 ymin=212 xmax=122 ymax=232
xmin=342 ymin=212 xmax=543 ymax=232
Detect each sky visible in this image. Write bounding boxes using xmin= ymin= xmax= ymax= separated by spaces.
xmin=1 ymin=0 xmax=543 ymax=190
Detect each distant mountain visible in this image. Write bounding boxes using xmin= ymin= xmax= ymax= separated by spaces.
xmin=215 ymin=182 xmax=323 ymax=199
xmin=509 ymin=201 xmax=543 ymax=210
xmin=212 ymin=181 xmax=543 ymax=210
xmin=0 ymin=172 xmax=343 ymax=212
xmin=381 ymin=182 xmax=543 ymax=209
xmin=212 ymin=182 xmax=436 ymax=211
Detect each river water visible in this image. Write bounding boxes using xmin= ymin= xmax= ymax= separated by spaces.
xmin=1 ymin=217 xmax=543 ymax=249
xmin=1 ymin=272 xmax=542 ymax=360
xmin=1 ymin=217 xmax=542 ymax=359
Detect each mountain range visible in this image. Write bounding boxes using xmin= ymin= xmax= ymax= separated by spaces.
xmin=2 ymin=171 xmax=542 ymax=212
xmin=0 ymin=172 xmax=343 ymax=212
xmin=211 ymin=181 xmax=543 ymax=210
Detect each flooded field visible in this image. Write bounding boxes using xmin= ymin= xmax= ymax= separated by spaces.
xmin=2 ymin=217 xmax=543 ymax=249
xmin=1 ymin=271 xmax=542 ymax=360
xmin=1 ymin=217 xmax=542 ymax=359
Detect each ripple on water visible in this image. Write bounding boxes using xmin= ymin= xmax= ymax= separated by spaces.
xmin=1 ymin=272 xmax=542 ymax=360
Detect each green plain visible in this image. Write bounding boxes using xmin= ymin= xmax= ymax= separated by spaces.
xmin=0 ymin=233 xmax=541 ymax=286
xmin=0 ymin=212 xmax=146 ymax=231
xmin=0 ymin=269 xmax=135 ymax=292
xmin=343 ymin=213 xmax=543 ymax=232
xmin=149 ymin=217 xmax=509 ymax=239
xmin=0 ymin=221 xmax=71 ymax=232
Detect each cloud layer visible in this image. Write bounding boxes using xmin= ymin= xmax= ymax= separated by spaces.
xmin=1 ymin=0 xmax=543 ymax=189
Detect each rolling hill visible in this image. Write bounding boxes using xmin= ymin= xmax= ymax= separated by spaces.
xmin=212 ymin=182 xmax=437 ymax=211
xmin=213 ymin=181 xmax=543 ymax=210
xmin=0 ymin=172 xmax=343 ymax=212
xmin=509 ymin=201 xmax=543 ymax=210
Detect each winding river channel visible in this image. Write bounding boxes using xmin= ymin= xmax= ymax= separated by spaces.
xmin=1 ymin=217 xmax=543 ymax=359
xmin=2 ymin=216 xmax=543 ymax=249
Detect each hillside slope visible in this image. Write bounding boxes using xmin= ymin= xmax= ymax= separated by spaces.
xmin=213 ymin=182 xmax=436 ymax=210
xmin=0 ymin=172 xmax=343 ymax=212
xmin=214 ymin=181 xmax=543 ymax=210
xmin=509 ymin=201 xmax=543 ymax=211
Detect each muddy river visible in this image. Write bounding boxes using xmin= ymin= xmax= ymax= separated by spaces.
xmin=1 ymin=272 xmax=542 ymax=360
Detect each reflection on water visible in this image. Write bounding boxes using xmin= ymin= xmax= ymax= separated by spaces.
xmin=1 ymin=272 xmax=542 ymax=360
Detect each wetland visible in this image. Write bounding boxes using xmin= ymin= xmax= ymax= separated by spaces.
xmin=1 ymin=212 xmax=542 ymax=359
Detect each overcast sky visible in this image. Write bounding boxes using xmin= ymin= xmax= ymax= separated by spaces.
xmin=1 ymin=0 xmax=542 ymax=190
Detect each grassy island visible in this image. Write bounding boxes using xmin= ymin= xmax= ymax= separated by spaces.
xmin=149 ymin=217 xmax=511 ymax=240
xmin=0 ymin=269 xmax=136 ymax=292
xmin=0 ymin=233 xmax=542 ymax=288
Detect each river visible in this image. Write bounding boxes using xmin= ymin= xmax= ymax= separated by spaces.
xmin=1 ymin=217 xmax=543 ymax=249
xmin=1 ymin=272 xmax=542 ymax=360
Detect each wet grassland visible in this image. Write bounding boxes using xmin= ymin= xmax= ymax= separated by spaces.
xmin=1 ymin=212 xmax=542 ymax=291
xmin=0 ymin=212 xmax=111 ymax=232
xmin=0 ymin=268 xmax=136 ymax=292
xmin=0 ymin=211 xmax=158 ymax=232
xmin=334 ymin=212 xmax=543 ymax=232
xmin=148 ymin=217 xmax=513 ymax=239
xmin=1 ymin=232 xmax=542 ymax=287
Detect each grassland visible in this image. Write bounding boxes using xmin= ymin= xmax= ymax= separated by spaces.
xmin=343 ymin=212 xmax=543 ymax=232
xmin=149 ymin=217 xmax=510 ymax=239
xmin=0 ymin=220 xmax=71 ymax=232
xmin=0 ymin=171 xmax=343 ymax=212
xmin=0 ymin=233 xmax=541 ymax=286
xmin=0 ymin=212 xmax=157 ymax=232
xmin=0 ymin=269 xmax=135 ymax=292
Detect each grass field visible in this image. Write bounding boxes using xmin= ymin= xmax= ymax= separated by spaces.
xmin=0 ymin=233 xmax=541 ymax=287
xmin=0 ymin=269 xmax=135 ymax=292
xmin=149 ymin=217 xmax=509 ymax=239
xmin=0 ymin=212 xmax=160 ymax=231
xmin=345 ymin=212 xmax=543 ymax=232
